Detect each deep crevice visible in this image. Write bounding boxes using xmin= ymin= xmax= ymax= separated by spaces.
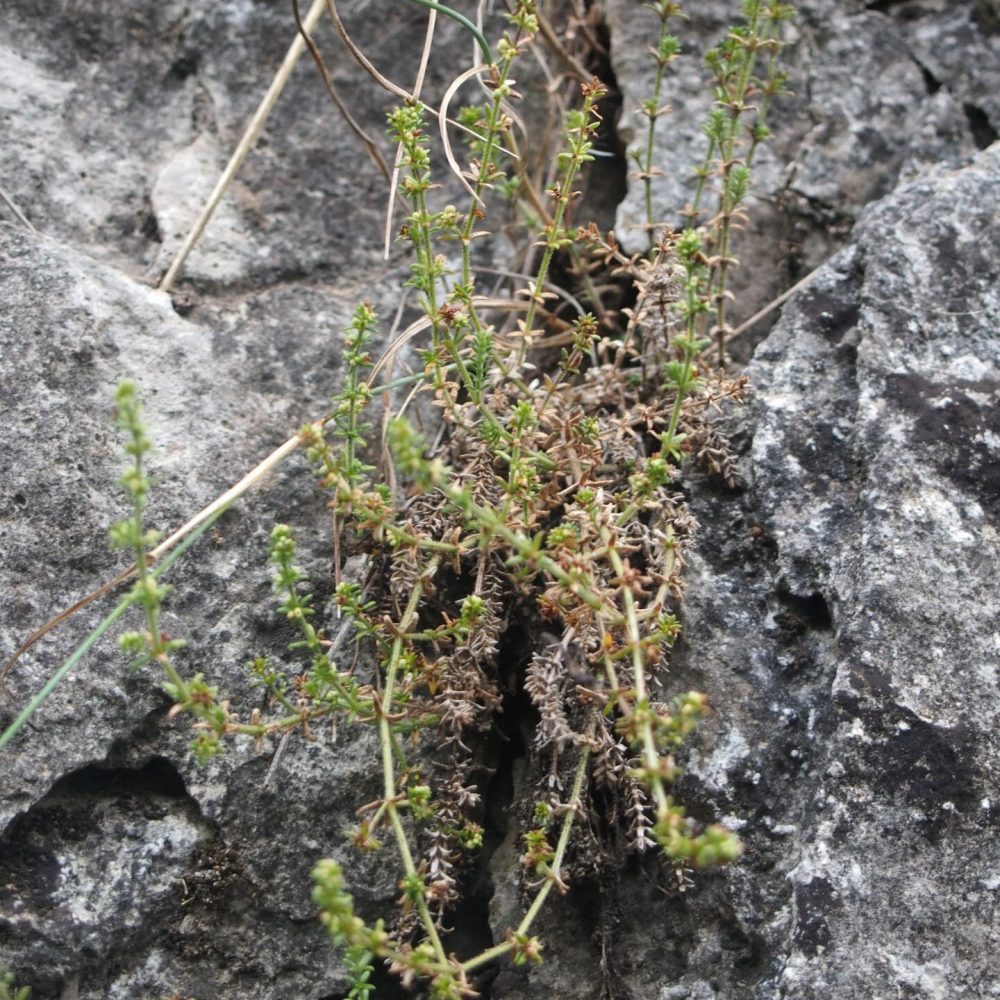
xmin=964 ymin=102 xmax=998 ymax=150
xmin=578 ymin=4 xmax=629 ymax=235
xmin=865 ymin=0 xmax=912 ymax=13
xmin=918 ymin=62 xmax=941 ymax=95
xmin=776 ymin=588 xmax=833 ymax=632
xmin=444 ymin=9 xmax=635 ymax=992
xmin=450 ymin=622 xmax=532 ymax=999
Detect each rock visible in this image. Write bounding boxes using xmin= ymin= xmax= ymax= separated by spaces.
xmin=484 ymin=4 xmax=1000 ymax=994
xmin=0 ymin=222 xmax=401 ymax=999
xmin=560 ymin=143 xmax=997 ymax=1000
xmin=737 ymin=143 xmax=1000 ymax=998
xmin=0 ymin=0 xmax=470 ymax=284
xmin=0 ymin=1 xmax=448 ymax=992
xmin=605 ymin=0 xmax=996 ymax=354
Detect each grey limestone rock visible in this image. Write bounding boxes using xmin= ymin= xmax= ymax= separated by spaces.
xmin=0 ymin=0 xmax=439 ymax=995
xmin=485 ymin=142 xmax=1000 ymax=1000
xmin=672 ymin=142 xmax=1000 ymax=1000
xmin=0 ymin=222 xmax=394 ymax=999
xmin=606 ymin=0 xmax=997 ymax=356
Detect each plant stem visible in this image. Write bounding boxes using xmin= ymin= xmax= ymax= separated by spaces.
xmin=515 ymin=734 xmax=592 ymax=934
xmin=606 ymin=546 xmax=668 ymax=814
xmin=519 ymin=83 xmax=605 ymax=361
xmin=377 ymin=556 xmax=448 ymax=964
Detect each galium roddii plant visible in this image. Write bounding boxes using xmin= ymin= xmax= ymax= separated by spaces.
xmin=1 ymin=1 xmax=795 ymax=995
xmin=0 ymin=965 xmax=30 ymax=1000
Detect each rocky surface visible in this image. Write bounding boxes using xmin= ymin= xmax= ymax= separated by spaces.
xmin=1 ymin=0 xmax=998 ymax=998
xmin=0 ymin=1 xmax=447 ymax=996
xmin=484 ymin=144 xmax=1000 ymax=1000
xmin=607 ymin=0 xmax=998 ymax=357
xmin=0 ymin=220 xmax=397 ymax=998
xmin=655 ymin=143 xmax=999 ymax=1000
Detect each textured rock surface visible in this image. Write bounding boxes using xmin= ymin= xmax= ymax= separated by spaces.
xmin=0 ymin=223 xmax=398 ymax=998
xmin=1 ymin=1 xmax=998 ymax=999
xmin=658 ymin=143 xmax=1000 ymax=1000
xmin=483 ymin=144 xmax=1000 ymax=1000
xmin=0 ymin=1 xmax=442 ymax=995
xmin=0 ymin=0 xmax=469 ymax=284
xmin=607 ymin=0 xmax=998 ymax=355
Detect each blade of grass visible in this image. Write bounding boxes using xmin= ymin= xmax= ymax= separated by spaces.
xmin=399 ymin=0 xmax=492 ymax=63
xmin=325 ymin=0 xmax=510 ymax=153
xmin=0 ymin=503 xmax=231 ymax=753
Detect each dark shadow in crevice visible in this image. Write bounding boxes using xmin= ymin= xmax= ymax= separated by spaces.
xmin=964 ymin=103 xmax=998 ymax=150
xmin=865 ymin=0 xmax=911 ymax=14
xmin=49 ymin=755 xmax=190 ymax=799
xmin=443 ymin=626 xmax=532 ymax=999
xmin=918 ymin=63 xmax=941 ymax=95
xmin=0 ymin=756 xmax=207 ymax=999
xmin=776 ymin=587 xmax=833 ymax=632
xmin=577 ymin=5 xmax=629 ymax=235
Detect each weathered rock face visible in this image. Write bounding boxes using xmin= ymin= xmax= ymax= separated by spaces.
xmin=607 ymin=0 xmax=998 ymax=358
xmin=1 ymin=1 xmax=998 ymax=999
xmin=483 ymin=143 xmax=1000 ymax=1000
xmin=0 ymin=0 xmax=470 ymax=285
xmin=0 ymin=216 xmax=399 ymax=999
xmin=0 ymin=1 xmax=443 ymax=996
xmin=654 ymin=144 xmax=999 ymax=1000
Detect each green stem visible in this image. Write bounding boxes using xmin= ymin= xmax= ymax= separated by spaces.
xmin=461 ymin=940 xmax=513 ymax=973
xmin=515 ymin=735 xmax=592 ymax=934
xmin=377 ymin=556 xmax=448 ymax=964
xmin=685 ymin=135 xmax=717 ymax=228
xmin=454 ymin=42 xmax=521 ymax=413
xmin=663 ymin=333 xmax=697 ymax=449
xmin=642 ymin=71 xmax=663 ymax=248
xmin=519 ymin=86 xmax=604 ymax=361
xmin=709 ymin=7 xmax=765 ymax=364
xmin=443 ymin=484 xmax=612 ymax=615
xmin=608 ymin=545 xmax=668 ymax=814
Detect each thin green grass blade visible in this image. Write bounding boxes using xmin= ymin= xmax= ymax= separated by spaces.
xmin=0 ymin=503 xmax=231 ymax=753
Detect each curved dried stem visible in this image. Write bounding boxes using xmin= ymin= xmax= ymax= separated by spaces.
xmin=291 ymin=0 xmax=390 ymax=181
xmin=439 ymin=63 xmax=494 ymax=205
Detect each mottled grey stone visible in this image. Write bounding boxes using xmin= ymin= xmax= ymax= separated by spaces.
xmin=0 ymin=0 xmax=435 ymax=992
xmin=603 ymin=143 xmax=999 ymax=1000
xmin=0 ymin=0 xmax=476 ymax=285
xmin=0 ymin=221 xmax=400 ymax=999
xmin=605 ymin=0 xmax=996 ymax=353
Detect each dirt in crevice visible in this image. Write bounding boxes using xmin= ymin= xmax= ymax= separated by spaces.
xmin=444 ymin=666 xmax=529 ymax=999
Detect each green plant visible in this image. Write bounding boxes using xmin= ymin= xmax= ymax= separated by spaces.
xmin=1 ymin=0 xmax=794 ymax=994
xmin=0 ymin=966 xmax=29 ymax=1000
